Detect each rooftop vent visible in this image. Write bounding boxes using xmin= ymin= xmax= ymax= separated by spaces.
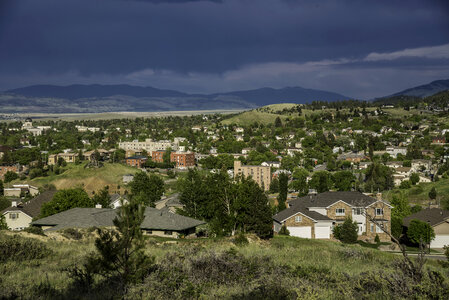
xmin=11 ymin=201 xmax=17 ymax=207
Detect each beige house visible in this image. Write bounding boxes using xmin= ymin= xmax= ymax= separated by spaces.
xmin=273 ymin=191 xmax=392 ymax=242
xmin=48 ymin=153 xmax=77 ymax=165
xmin=403 ymin=208 xmax=449 ymax=248
xmin=4 ymin=184 xmax=39 ymax=198
xmin=1 ymin=191 xmax=56 ymax=230
xmin=234 ymin=160 xmax=271 ymax=191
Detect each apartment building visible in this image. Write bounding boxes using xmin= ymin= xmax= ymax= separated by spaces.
xmin=234 ymin=160 xmax=271 ymax=191
xmin=119 ymin=139 xmax=179 ymax=155
xmin=170 ymin=152 xmax=195 ymax=169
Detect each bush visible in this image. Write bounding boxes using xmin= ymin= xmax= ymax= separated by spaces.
xmin=278 ymin=224 xmax=290 ymax=236
xmin=233 ymin=233 xmax=249 ymax=246
xmin=374 ymin=234 xmax=380 ymax=244
xmin=23 ymin=226 xmax=45 ymax=236
xmin=444 ymin=245 xmax=449 ymax=262
xmin=333 ymin=217 xmax=358 ymax=244
xmin=62 ymin=228 xmax=83 ymax=240
xmin=0 ymin=234 xmax=52 ymax=262
xmin=407 ymin=219 xmax=435 ymax=246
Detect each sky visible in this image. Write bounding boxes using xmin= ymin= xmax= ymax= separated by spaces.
xmin=0 ymin=0 xmax=448 ymax=99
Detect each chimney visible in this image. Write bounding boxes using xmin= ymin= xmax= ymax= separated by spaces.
xmin=95 ymin=204 xmax=102 ymax=209
xmin=11 ymin=201 xmax=17 ymax=207
xmin=376 ymin=193 xmax=382 ymax=201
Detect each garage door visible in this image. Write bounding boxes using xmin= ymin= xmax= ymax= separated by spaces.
xmin=431 ymin=235 xmax=449 ymax=248
xmin=287 ymin=226 xmax=312 ymax=239
xmin=315 ymin=226 xmax=331 ymax=239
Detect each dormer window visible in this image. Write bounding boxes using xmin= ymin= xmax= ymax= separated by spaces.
xmin=336 ymin=208 xmax=345 ymax=216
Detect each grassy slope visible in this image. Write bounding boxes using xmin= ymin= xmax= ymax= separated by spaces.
xmin=1 ymin=232 xmax=447 ymax=299
xmin=384 ymin=178 xmax=449 ymax=205
xmin=13 ymin=162 xmax=139 ymax=195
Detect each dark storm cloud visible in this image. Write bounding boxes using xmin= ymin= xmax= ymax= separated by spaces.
xmin=0 ymin=0 xmax=448 ymax=98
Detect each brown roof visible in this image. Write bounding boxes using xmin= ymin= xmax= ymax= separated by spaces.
xmin=403 ymin=208 xmax=449 ymax=227
xmin=1 ymin=190 xmax=56 ymax=218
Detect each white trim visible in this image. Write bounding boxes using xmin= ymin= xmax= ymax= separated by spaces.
xmin=2 ymin=210 xmax=33 ymax=219
xmin=365 ymin=200 xmax=393 ymax=208
xmin=280 ymin=211 xmax=318 ymax=223
xmin=326 ymin=199 xmax=353 ymax=209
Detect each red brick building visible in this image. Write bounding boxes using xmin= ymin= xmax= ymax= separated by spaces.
xmin=125 ymin=156 xmax=147 ymax=168
xmin=170 ymin=152 xmax=195 ymax=169
xmin=0 ymin=165 xmax=20 ymax=180
xmin=151 ymin=150 xmax=165 ymax=163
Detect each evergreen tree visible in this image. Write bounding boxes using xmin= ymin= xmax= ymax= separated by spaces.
xmin=0 ymin=215 xmax=7 ymax=230
xmin=333 ymin=217 xmax=358 ymax=244
xmin=428 ymin=187 xmax=437 ymax=200
xmin=277 ymin=173 xmax=288 ymax=211
xmin=87 ymin=198 xmax=154 ymax=287
xmin=93 ymin=186 xmax=111 ymax=208
xmin=274 ymin=117 xmax=283 ymax=128
xmin=130 ymin=172 xmax=164 ymax=207
xmin=0 ymin=179 xmax=3 ymax=196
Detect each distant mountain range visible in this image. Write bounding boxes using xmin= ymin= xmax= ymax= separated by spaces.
xmin=387 ymin=79 xmax=449 ymax=98
xmin=0 ymin=84 xmax=351 ymax=113
xmin=1 ymin=79 xmax=448 ymax=113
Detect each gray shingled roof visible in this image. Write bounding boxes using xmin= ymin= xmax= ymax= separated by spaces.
xmin=403 ymin=208 xmax=449 ymax=227
xmin=274 ymin=191 xmax=383 ymax=223
xmin=31 ymin=206 xmax=204 ymax=232
xmin=1 ymin=190 xmax=56 ymax=218
xmin=288 ymin=191 xmax=379 ymax=209
xmin=273 ymin=205 xmax=332 ymax=223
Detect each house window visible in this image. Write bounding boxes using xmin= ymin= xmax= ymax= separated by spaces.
xmin=295 ymin=216 xmax=302 ymax=223
xmin=370 ymin=223 xmax=374 ymax=233
xmin=164 ymin=231 xmax=173 ymax=236
xmin=353 ymin=208 xmax=364 ymax=215
xmin=9 ymin=213 xmax=18 ymax=219
xmin=335 ymin=208 xmax=345 ymax=216
xmin=375 ymin=208 xmax=383 ymax=216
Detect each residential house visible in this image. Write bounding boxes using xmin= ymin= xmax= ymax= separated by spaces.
xmin=273 ymin=191 xmax=392 ymax=242
xmin=386 ymin=161 xmax=403 ymax=169
xmin=261 ymin=161 xmax=281 ymax=168
xmin=337 ymin=152 xmax=367 ymax=163
xmin=386 ymin=146 xmax=407 ymax=158
xmin=125 ymin=156 xmax=147 ymax=168
xmin=431 ymin=136 xmax=446 ymax=145
xmin=109 ymin=193 xmax=129 ymax=209
xmin=155 ymin=193 xmax=184 ymax=213
xmin=1 ymin=191 xmax=56 ymax=230
xmin=403 ymin=208 xmax=449 ymax=248
xmin=234 ymin=160 xmax=271 ymax=191
xmin=287 ymin=148 xmax=302 ymax=156
xmin=411 ymin=159 xmax=431 ymax=173
xmin=4 ymin=184 xmax=39 ymax=198
xmin=48 ymin=152 xmax=77 ymax=165
xmin=122 ymin=174 xmax=134 ymax=184
xmin=31 ymin=207 xmax=205 ymax=238
xmin=0 ymin=164 xmax=21 ymax=180
xmin=241 ymin=148 xmax=254 ymax=155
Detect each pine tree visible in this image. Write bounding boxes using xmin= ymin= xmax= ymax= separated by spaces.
xmin=88 ymin=198 xmax=154 ymax=286
xmin=277 ymin=173 xmax=288 ymax=211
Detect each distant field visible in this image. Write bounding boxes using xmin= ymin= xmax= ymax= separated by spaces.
xmin=5 ymin=109 xmax=246 ymax=121
xmin=11 ymin=162 xmax=140 ymax=195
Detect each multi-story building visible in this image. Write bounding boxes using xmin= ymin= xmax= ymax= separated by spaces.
xmin=170 ymin=152 xmax=195 ymax=169
xmin=125 ymin=156 xmax=148 ymax=168
xmin=119 ymin=139 xmax=179 ymax=155
xmin=273 ymin=191 xmax=392 ymax=242
xmin=152 ymin=150 xmax=165 ymax=163
xmin=48 ymin=153 xmax=77 ymax=165
xmin=234 ymin=160 xmax=271 ymax=191
xmin=0 ymin=164 xmax=21 ymax=180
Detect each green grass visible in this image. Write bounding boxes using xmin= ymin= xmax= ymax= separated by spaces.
xmin=12 ymin=162 xmax=140 ymax=195
xmin=1 ymin=232 xmax=448 ymax=299
xmin=222 ymin=109 xmax=290 ymax=126
xmin=384 ymin=178 xmax=449 ymax=205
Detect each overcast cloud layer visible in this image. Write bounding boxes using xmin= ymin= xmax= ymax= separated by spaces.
xmin=0 ymin=0 xmax=448 ymax=99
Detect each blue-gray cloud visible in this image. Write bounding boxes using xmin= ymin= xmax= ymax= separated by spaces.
xmin=0 ymin=0 xmax=448 ymax=98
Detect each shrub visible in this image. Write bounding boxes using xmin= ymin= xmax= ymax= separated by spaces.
xmin=0 ymin=234 xmax=51 ymax=262
xmin=62 ymin=228 xmax=83 ymax=240
xmin=407 ymin=219 xmax=435 ymax=246
xmin=333 ymin=217 xmax=358 ymax=244
xmin=278 ymin=224 xmax=290 ymax=236
xmin=444 ymin=245 xmax=449 ymax=262
xmin=23 ymin=226 xmax=45 ymax=236
xmin=374 ymin=234 xmax=380 ymax=244
xmin=233 ymin=233 xmax=249 ymax=246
